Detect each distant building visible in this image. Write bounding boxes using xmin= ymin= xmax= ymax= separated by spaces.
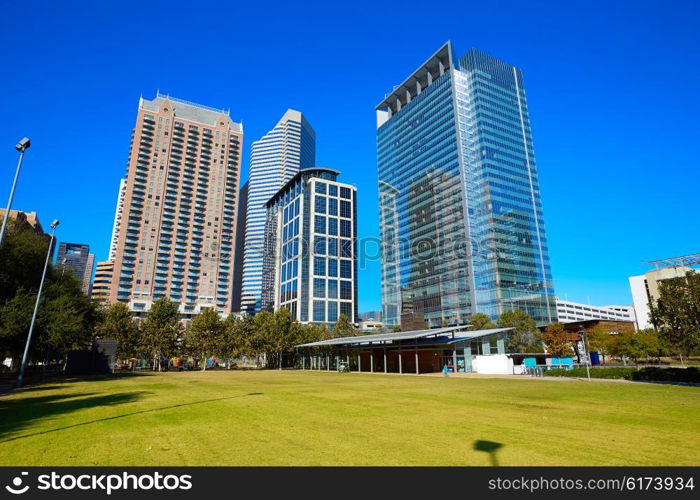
xmin=56 ymin=242 xmax=94 ymax=294
xmin=629 ymin=254 xmax=699 ymax=329
xmin=0 ymin=209 xmax=55 ymax=259
xmin=109 ymin=178 xmax=127 ymax=261
xmin=91 ymin=260 xmax=114 ymax=306
xmin=555 ymin=299 xmax=635 ymax=324
xmin=231 ymin=180 xmax=249 ymax=313
xmin=241 ymin=109 xmax=316 ymax=315
xmin=359 ymin=319 xmax=384 ymax=332
xmin=261 ymin=167 xmax=357 ymax=324
xmin=358 ymin=310 xmax=382 ymax=321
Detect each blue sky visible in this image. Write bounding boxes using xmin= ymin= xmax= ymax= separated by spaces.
xmin=0 ymin=0 xmax=698 ymax=312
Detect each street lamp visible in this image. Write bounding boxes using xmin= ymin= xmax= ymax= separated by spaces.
xmin=0 ymin=137 xmax=31 ymax=249
xmin=17 ymin=219 xmax=59 ymax=388
xmin=578 ymin=327 xmax=591 ymax=381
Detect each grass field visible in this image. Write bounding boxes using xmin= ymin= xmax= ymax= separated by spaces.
xmin=1 ymin=370 xmax=698 ymax=466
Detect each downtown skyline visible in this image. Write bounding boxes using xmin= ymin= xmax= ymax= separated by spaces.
xmin=1 ymin=1 xmax=698 ymax=312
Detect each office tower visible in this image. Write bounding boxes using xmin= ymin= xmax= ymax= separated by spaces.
xmin=240 ymin=109 xmax=316 ymax=314
xmin=109 ymin=178 xmax=127 ymax=261
xmin=91 ymin=260 xmax=114 ymax=306
xmin=376 ymin=42 xmax=556 ymax=328
xmin=56 ymin=242 xmax=94 ymax=294
xmin=108 ymin=92 xmax=243 ymax=315
xmin=0 ymin=209 xmax=55 ymax=259
xmin=231 ymin=180 xmax=249 ymax=313
xmin=261 ymin=168 xmax=358 ymax=324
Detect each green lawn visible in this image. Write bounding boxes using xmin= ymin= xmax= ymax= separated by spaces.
xmin=0 ymin=370 xmax=698 ymax=466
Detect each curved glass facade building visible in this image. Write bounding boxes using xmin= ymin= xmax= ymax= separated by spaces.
xmin=376 ymin=42 xmax=556 ymax=328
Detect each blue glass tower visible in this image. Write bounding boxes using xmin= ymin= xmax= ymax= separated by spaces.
xmin=377 ymin=42 xmax=556 ymax=328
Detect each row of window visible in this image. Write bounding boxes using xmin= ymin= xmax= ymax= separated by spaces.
xmin=313 ymin=236 xmax=352 ymax=258
xmin=314 ymin=216 xmax=352 ymax=237
xmin=315 ymin=182 xmax=352 ymax=199
xmin=313 ymin=257 xmax=352 ymax=278
xmin=314 ymin=195 xmax=352 ymax=218
xmin=313 ymin=300 xmax=353 ymax=322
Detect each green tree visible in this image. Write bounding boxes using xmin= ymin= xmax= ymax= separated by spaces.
xmin=470 ymin=313 xmax=496 ymax=331
xmin=391 ymin=325 xmax=402 ymax=333
xmin=140 ymin=298 xmax=183 ymax=370
xmin=609 ymin=328 xmax=662 ymax=366
xmin=498 ymin=310 xmax=542 ymax=353
xmin=185 ymin=308 xmax=224 ymax=370
xmin=334 ymin=314 xmax=355 ymax=338
xmin=96 ymin=303 xmax=141 ymax=361
xmin=221 ymin=314 xmax=250 ymax=365
xmin=263 ymin=308 xmax=300 ymax=369
xmin=649 ymin=271 xmax=700 ymax=366
xmin=587 ymin=325 xmax=613 ymax=364
xmin=542 ymin=322 xmax=572 ymax=357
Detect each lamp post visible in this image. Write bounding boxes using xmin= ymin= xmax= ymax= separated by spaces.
xmin=0 ymin=137 xmax=31 ymax=249
xmin=579 ymin=327 xmax=591 ymax=381
xmin=17 ymin=219 xmax=59 ymax=388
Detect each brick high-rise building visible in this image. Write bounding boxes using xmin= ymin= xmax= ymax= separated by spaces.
xmin=108 ymin=93 xmax=243 ymax=316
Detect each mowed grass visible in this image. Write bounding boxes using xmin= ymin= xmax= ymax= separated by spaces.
xmin=0 ymin=370 xmax=698 ymax=466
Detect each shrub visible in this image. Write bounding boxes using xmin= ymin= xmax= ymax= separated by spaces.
xmin=543 ymin=366 xmax=700 ymax=383
xmin=544 ymin=367 xmax=635 ymax=379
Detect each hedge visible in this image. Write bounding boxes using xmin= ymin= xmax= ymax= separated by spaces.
xmin=543 ymin=366 xmax=700 ymax=383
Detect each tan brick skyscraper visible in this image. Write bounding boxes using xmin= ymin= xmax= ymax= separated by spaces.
xmin=108 ymin=93 xmax=243 ymax=316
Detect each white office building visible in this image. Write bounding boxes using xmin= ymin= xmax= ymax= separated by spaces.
xmin=555 ymin=299 xmax=636 ymax=324
xmin=240 ymin=110 xmax=315 ymax=314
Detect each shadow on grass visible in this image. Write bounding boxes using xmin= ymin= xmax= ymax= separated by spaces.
xmin=0 ymin=392 xmax=263 ymax=444
xmin=473 ymin=440 xmax=504 ymax=466
xmin=0 ymin=391 xmax=150 ymax=441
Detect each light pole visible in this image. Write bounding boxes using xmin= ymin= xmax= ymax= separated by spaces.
xmin=579 ymin=327 xmax=591 ymax=381
xmin=0 ymin=137 xmax=31 ymax=249
xmin=17 ymin=219 xmax=59 ymax=388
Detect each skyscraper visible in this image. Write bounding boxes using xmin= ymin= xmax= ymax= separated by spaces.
xmin=261 ymin=168 xmax=358 ymax=324
xmin=240 ymin=109 xmax=316 ymax=314
xmin=56 ymin=242 xmax=94 ymax=294
xmin=108 ymin=92 xmax=243 ymax=316
xmin=376 ymin=42 xmax=556 ymax=328
xmin=109 ymin=178 xmax=127 ymax=261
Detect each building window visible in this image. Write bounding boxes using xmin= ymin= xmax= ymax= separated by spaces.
xmin=315 ymin=195 xmax=326 ymax=214
xmin=313 ymin=300 xmax=325 ymax=322
xmin=328 ymin=198 xmax=338 ymax=216
xmin=341 ymin=239 xmax=352 ymax=258
xmin=313 ymin=278 xmax=325 ymax=298
xmin=340 ymin=301 xmax=352 ymax=320
xmin=340 ymin=200 xmax=351 ymax=218
xmin=315 ymin=182 xmax=326 ymax=194
xmin=340 ymin=260 xmax=352 ymax=278
xmin=340 ymin=186 xmax=351 ymax=199
xmin=329 ymin=184 xmax=338 ymax=197
xmin=327 ymin=279 xmax=338 ymax=298
xmin=328 ymin=301 xmax=338 ymax=323
xmin=314 ymin=257 xmax=326 ymax=276
xmin=340 ymin=219 xmax=351 ymax=237
xmin=321 ymin=216 xmax=335 ymax=236
xmin=314 ymin=236 xmax=326 ymax=255
xmin=340 ymin=280 xmax=352 ymax=300
xmin=328 ymin=238 xmax=338 ymax=256
xmin=314 ymin=215 xmax=326 ymax=234
xmin=328 ymin=258 xmax=338 ymax=277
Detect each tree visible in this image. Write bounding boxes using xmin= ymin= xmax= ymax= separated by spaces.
xmin=334 ymin=314 xmax=355 ymax=337
xmin=221 ymin=314 xmax=250 ymax=364
xmin=498 ymin=310 xmax=542 ymax=353
xmin=609 ymin=328 xmax=663 ymax=366
xmin=96 ymin=303 xmax=141 ymax=361
xmin=391 ymin=325 xmax=402 ymax=333
xmin=587 ymin=325 xmax=613 ymax=364
xmin=185 ymin=308 xmax=224 ymax=370
xmin=470 ymin=313 xmax=495 ymax=331
xmin=140 ymin=298 xmax=183 ymax=370
xmin=649 ymin=271 xmax=700 ymax=366
xmin=263 ymin=308 xmax=300 ymax=369
xmin=542 ymin=322 xmax=572 ymax=357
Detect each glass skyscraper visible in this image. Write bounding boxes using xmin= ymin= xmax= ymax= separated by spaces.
xmin=240 ymin=110 xmax=316 ymax=314
xmin=376 ymin=42 xmax=556 ymax=328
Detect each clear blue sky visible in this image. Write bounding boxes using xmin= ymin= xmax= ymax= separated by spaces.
xmin=1 ymin=0 xmax=698 ymax=312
